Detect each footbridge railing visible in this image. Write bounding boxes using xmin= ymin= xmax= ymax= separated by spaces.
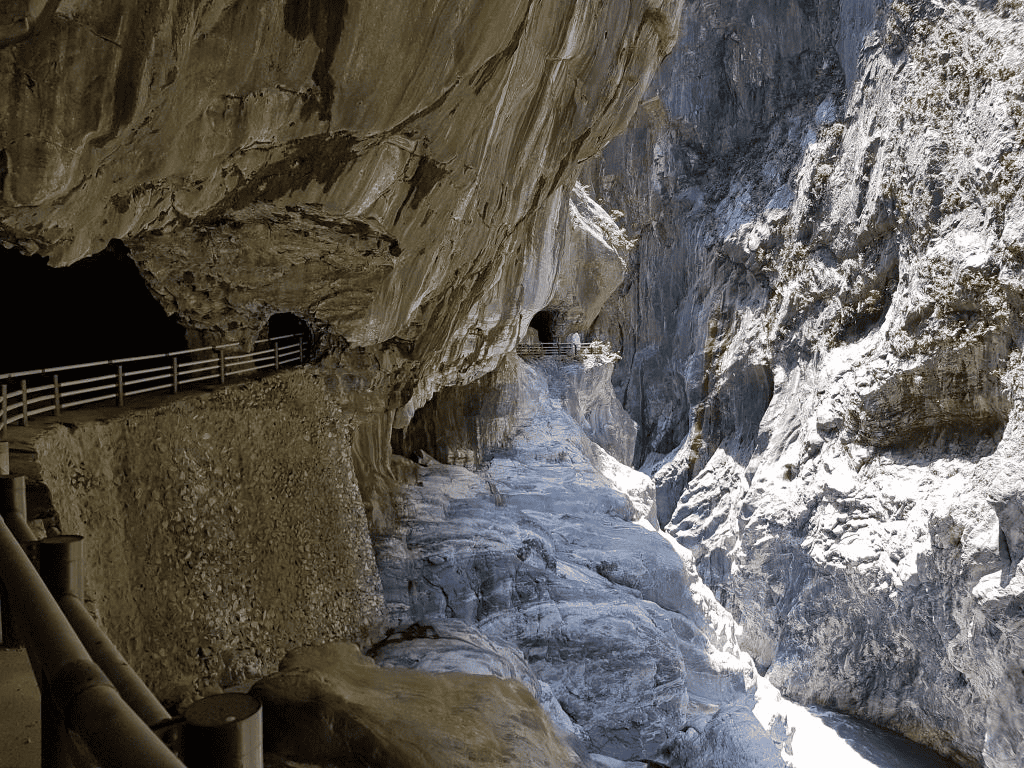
xmin=1 ymin=334 xmax=306 ymax=437
xmin=516 ymin=341 xmax=613 ymax=358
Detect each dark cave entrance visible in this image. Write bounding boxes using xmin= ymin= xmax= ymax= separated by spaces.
xmin=265 ymin=312 xmax=314 ymax=360
xmin=0 ymin=240 xmax=187 ymax=374
xmin=529 ymin=310 xmax=557 ymax=344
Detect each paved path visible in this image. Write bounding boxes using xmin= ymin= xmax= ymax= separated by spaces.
xmin=0 ymin=648 xmax=39 ymax=768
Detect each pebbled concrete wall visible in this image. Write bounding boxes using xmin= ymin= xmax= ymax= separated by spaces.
xmin=33 ymin=369 xmax=384 ymax=706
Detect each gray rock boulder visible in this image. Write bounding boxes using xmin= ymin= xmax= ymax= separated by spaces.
xmin=656 ymin=704 xmax=786 ymax=768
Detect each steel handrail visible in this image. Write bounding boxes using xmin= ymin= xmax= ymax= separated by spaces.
xmin=0 ymin=520 xmax=186 ymax=768
xmin=0 ymin=336 xmax=296 ymax=381
xmin=516 ymin=341 xmax=612 ymax=355
xmin=1 ymin=334 xmax=307 ymax=434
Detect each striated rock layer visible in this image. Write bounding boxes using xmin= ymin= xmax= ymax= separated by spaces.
xmin=588 ymin=0 xmax=1024 ymax=765
xmin=0 ymin=0 xmax=679 ymax=434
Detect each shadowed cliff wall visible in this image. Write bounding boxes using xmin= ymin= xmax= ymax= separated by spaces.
xmin=0 ymin=0 xmax=684 ymax=439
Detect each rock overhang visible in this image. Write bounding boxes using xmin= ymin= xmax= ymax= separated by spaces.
xmin=0 ymin=0 xmax=685 ymax=426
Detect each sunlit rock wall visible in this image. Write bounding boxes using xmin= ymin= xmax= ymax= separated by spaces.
xmin=589 ymin=0 xmax=1024 ymax=765
xmin=33 ymin=370 xmax=384 ymax=706
xmin=377 ymin=354 xmax=753 ymax=761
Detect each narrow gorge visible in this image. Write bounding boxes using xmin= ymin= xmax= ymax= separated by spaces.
xmin=1 ymin=0 xmax=1022 ymax=766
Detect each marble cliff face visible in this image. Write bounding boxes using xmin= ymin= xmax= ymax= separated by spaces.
xmin=589 ymin=0 xmax=1024 ymax=765
xmin=0 ymin=0 xmax=678 ymax=425
xmin=4 ymin=0 xmax=1024 ymax=766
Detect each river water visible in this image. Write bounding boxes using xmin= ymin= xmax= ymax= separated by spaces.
xmin=756 ymin=685 xmax=964 ymax=768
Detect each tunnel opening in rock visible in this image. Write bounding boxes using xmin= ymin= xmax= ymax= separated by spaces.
xmin=529 ymin=310 xmax=558 ymax=344
xmin=264 ymin=312 xmax=314 ymax=359
xmin=0 ymin=240 xmax=187 ymax=374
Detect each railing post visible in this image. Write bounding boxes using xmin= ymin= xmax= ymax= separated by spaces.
xmin=274 ymin=341 xmax=280 ymax=371
xmin=0 ymin=473 xmax=30 ymax=649
xmin=172 ymin=356 xmax=179 ymax=394
xmin=0 ymin=475 xmax=29 ymax=537
xmin=298 ymin=335 xmax=305 ymax=363
xmin=0 ymin=443 xmax=12 ymax=648
xmin=53 ymin=374 xmax=61 ymax=417
xmin=183 ymin=693 xmax=263 ymax=768
xmin=1 ymin=382 xmax=7 ymax=439
xmin=21 ymin=379 xmax=28 ymax=426
xmin=37 ymin=535 xmax=84 ymax=768
xmin=219 ymin=349 xmax=227 ymax=384
xmin=116 ymin=365 xmax=125 ymax=407
xmin=38 ymin=535 xmax=85 ymax=600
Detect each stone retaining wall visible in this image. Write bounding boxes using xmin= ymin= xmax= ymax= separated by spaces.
xmin=34 ymin=369 xmax=384 ymax=706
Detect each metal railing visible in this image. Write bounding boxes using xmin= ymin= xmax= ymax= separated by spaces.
xmin=1 ymin=334 xmax=305 ymax=437
xmin=515 ymin=341 xmax=613 ymax=358
xmin=0 ymin=445 xmax=264 ymax=768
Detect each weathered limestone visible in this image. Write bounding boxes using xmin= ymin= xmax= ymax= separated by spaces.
xmin=10 ymin=1 xmax=1023 ymax=764
xmin=370 ymin=620 xmax=584 ymax=745
xmin=1 ymin=2 xmax=689 ymax=738
xmin=588 ymin=0 xmax=1024 ymax=764
xmin=0 ymin=0 xmax=682 ymax=434
xmin=536 ymin=183 xmax=634 ymax=341
xmin=655 ymin=703 xmax=787 ymax=768
xmin=378 ymin=354 xmax=759 ymax=762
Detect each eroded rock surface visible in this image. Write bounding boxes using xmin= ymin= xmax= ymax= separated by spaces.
xmin=33 ymin=370 xmax=384 ymax=705
xmin=378 ymin=354 xmax=761 ymax=762
xmin=655 ymin=703 xmax=787 ymax=768
xmin=587 ymin=0 xmax=1024 ymax=764
xmin=4 ymin=4 xmax=689 ymax=736
xmin=0 ymin=0 xmax=681 ymax=433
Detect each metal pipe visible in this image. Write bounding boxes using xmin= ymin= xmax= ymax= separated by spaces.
xmin=0 ymin=520 xmax=187 ymax=768
xmin=0 ymin=473 xmax=29 ymax=649
xmin=38 ymin=536 xmax=84 ymax=599
xmin=60 ymin=595 xmax=172 ymax=728
xmin=37 ymin=534 xmax=173 ymax=727
xmin=0 ymin=462 xmax=13 ymax=647
xmin=60 ymin=666 xmax=186 ymax=768
xmin=40 ymin=675 xmax=74 ymax=768
xmin=184 ymin=693 xmax=263 ymax=768
xmin=21 ymin=379 xmax=28 ymax=425
xmin=0 ymin=475 xmax=33 ymax=544
xmin=35 ymin=537 xmax=84 ymax=768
